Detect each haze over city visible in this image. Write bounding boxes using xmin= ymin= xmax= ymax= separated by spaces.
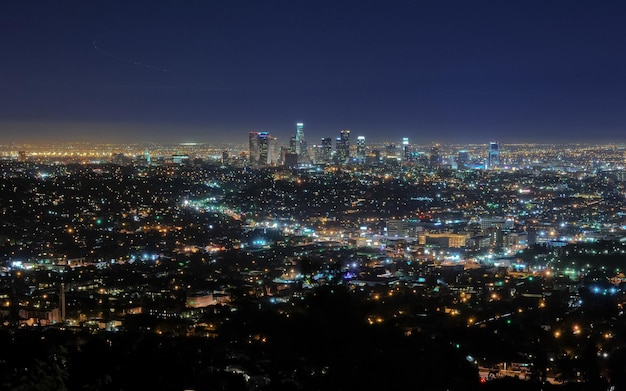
xmin=3 ymin=1 xmax=626 ymax=143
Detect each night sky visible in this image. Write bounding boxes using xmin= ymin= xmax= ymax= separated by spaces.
xmin=2 ymin=1 xmax=626 ymax=144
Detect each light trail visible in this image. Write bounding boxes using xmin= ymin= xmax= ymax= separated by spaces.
xmin=93 ymin=32 xmax=168 ymax=72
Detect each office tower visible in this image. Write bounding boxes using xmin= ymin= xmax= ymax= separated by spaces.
xmin=249 ymin=131 xmax=278 ymax=167
xmin=356 ymin=136 xmax=366 ymax=161
xmin=429 ymin=145 xmax=440 ymax=167
xmin=337 ymin=129 xmax=351 ymax=163
xmin=259 ymin=132 xmax=276 ymax=166
xmin=488 ymin=141 xmax=500 ymax=169
xmin=402 ymin=138 xmax=411 ymax=162
xmin=289 ymin=135 xmax=297 ymax=154
xmin=300 ymin=140 xmax=310 ymax=162
xmin=249 ymin=132 xmax=260 ymax=164
xmin=311 ymin=144 xmax=322 ymax=164
xmin=294 ymin=122 xmax=310 ymax=163
xmin=335 ymin=137 xmax=342 ymax=163
xmin=387 ymin=219 xmax=408 ymax=237
xmin=295 ymin=122 xmax=304 ymax=155
xmin=457 ymin=150 xmax=469 ymax=170
xmin=321 ymin=137 xmax=333 ymax=164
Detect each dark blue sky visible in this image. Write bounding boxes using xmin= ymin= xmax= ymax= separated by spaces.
xmin=2 ymin=1 xmax=626 ymax=144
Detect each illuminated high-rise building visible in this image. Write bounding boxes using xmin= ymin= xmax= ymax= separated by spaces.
xmin=336 ymin=129 xmax=350 ymax=163
xmin=457 ymin=150 xmax=469 ymax=170
xmin=249 ymin=131 xmax=278 ymax=167
xmin=295 ymin=122 xmax=304 ymax=154
xmin=429 ymin=145 xmax=440 ymax=167
xmin=311 ymin=144 xmax=323 ymax=164
xmin=249 ymin=132 xmax=259 ymax=163
xmin=321 ymin=137 xmax=333 ymax=164
xmin=294 ymin=122 xmax=309 ymax=162
xmin=402 ymin=138 xmax=411 ymax=161
xmin=261 ymin=132 xmax=278 ymax=166
xmin=488 ymin=141 xmax=500 ymax=169
xmin=356 ymin=136 xmax=366 ymax=161
xmin=289 ymin=135 xmax=297 ymax=154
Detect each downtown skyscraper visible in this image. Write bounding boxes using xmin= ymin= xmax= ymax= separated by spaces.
xmin=402 ymin=138 xmax=411 ymax=162
xmin=488 ymin=141 xmax=500 ymax=169
xmin=356 ymin=136 xmax=366 ymax=162
xmin=321 ymin=137 xmax=333 ymax=164
xmin=249 ymin=131 xmax=278 ymax=167
xmin=295 ymin=122 xmax=308 ymax=162
xmin=336 ymin=130 xmax=350 ymax=163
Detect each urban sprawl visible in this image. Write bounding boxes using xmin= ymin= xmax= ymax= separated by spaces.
xmin=1 ymin=125 xmax=626 ymax=390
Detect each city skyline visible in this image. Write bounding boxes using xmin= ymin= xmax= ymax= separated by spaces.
xmin=1 ymin=141 xmax=626 ymax=388
xmin=3 ymin=1 xmax=626 ymax=143
xmin=4 ymin=2 xmax=626 ymax=386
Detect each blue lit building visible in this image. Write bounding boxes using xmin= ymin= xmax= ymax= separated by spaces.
xmin=488 ymin=141 xmax=500 ymax=169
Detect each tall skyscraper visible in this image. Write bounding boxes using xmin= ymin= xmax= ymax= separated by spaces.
xmin=249 ymin=131 xmax=278 ymax=167
xmin=402 ymin=138 xmax=411 ymax=162
xmin=488 ymin=141 xmax=500 ymax=169
xmin=292 ymin=122 xmax=310 ymax=163
xmin=295 ymin=122 xmax=304 ymax=154
xmin=429 ymin=145 xmax=440 ymax=167
xmin=289 ymin=135 xmax=297 ymax=154
xmin=321 ymin=137 xmax=333 ymax=164
xmin=249 ymin=132 xmax=260 ymax=163
xmin=457 ymin=150 xmax=469 ymax=170
xmin=311 ymin=144 xmax=323 ymax=164
xmin=337 ymin=129 xmax=351 ymax=163
xmin=356 ymin=136 xmax=366 ymax=161
xmin=295 ymin=122 xmax=309 ymax=159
